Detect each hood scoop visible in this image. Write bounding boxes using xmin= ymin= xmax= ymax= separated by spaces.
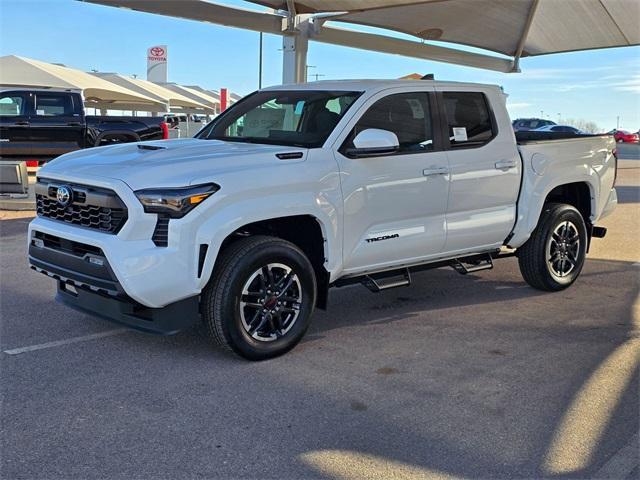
xmin=138 ymin=144 xmax=167 ymax=151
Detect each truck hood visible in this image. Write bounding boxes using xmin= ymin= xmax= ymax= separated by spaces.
xmin=40 ymin=139 xmax=308 ymax=190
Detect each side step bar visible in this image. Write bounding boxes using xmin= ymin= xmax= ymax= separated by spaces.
xmin=334 ymin=250 xmax=506 ymax=293
xmin=362 ymin=269 xmax=411 ymax=292
xmin=451 ymin=254 xmax=493 ymax=274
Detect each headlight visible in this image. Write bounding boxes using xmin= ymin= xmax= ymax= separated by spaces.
xmin=134 ymin=183 xmax=220 ymax=218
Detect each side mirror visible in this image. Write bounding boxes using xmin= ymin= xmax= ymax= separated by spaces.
xmin=345 ymin=128 xmax=399 ymax=158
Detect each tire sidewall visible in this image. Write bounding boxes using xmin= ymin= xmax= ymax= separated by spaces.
xmin=219 ymin=242 xmax=316 ymax=359
xmin=541 ymin=207 xmax=587 ymax=287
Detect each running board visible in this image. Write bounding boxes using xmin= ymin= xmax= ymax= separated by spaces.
xmin=332 ymin=250 xmax=502 ymax=292
xmin=362 ymin=269 xmax=411 ymax=292
xmin=451 ymin=254 xmax=494 ymax=274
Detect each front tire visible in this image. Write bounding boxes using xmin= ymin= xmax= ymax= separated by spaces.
xmin=517 ymin=203 xmax=587 ymax=291
xmin=202 ymin=236 xmax=317 ymax=360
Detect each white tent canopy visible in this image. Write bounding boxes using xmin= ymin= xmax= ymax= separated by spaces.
xmin=158 ymin=83 xmax=220 ymax=112
xmin=0 ymin=55 xmax=165 ymax=109
xmin=184 ymin=85 xmax=221 ymax=102
xmin=92 ymin=73 xmax=213 ymax=112
xmin=83 ymin=0 xmax=639 ymax=79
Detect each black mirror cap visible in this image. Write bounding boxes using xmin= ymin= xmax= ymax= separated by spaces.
xmin=343 ymin=145 xmax=400 ymax=158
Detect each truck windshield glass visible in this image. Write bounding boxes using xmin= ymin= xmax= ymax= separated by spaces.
xmin=197 ymin=90 xmax=361 ymax=148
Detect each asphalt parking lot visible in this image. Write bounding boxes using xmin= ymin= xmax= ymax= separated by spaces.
xmin=1 ymin=145 xmax=638 ymax=479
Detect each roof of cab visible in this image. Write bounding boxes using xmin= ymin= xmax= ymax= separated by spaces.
xmin=263 ymin=79 xmax=503 ymax=94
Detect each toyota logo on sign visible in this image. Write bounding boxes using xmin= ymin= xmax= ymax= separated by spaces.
xmin=150 ymin=47 xmax=165 ymax=57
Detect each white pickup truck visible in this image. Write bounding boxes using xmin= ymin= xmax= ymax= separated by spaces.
xmin=28 ymin=80 xmax=618 ymax=360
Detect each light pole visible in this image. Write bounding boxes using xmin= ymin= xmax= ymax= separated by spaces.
xmin=305 ymin=65 xmax=316 ymax=82
xmin=258 ymin=32 xmax=263 ymax=89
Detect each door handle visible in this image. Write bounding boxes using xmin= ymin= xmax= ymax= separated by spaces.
xmin=494 ymin=159 xmax=517 ymax=170
xmin=14 ymin=121 xmax=30 ymax=126
xmin=423 ymin=166 xmax=449 ymax=176
xmin=67 ymin=122 xmax=82 ymax=126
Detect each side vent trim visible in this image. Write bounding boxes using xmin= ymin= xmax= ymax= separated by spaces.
xmin=276 ymin=152 xmax=303 ymax=160
xmin=152 ymin=215 xmax=170 ymax=247
xmin=197 ymin=244 xmax=209 ymax=278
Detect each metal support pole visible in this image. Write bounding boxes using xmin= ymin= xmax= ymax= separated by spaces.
xmin=258 ymin=32 xmax=263 ymax=89
xmin=282 ymin=32 xmax=308 ymax=84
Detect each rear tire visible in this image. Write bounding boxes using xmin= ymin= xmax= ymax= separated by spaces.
xmin=517 ymin=203 xmax=587 ymax=291
xmin=201 ymin=235 xmax=316 ymax=360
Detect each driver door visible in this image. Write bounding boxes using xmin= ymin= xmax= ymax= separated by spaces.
xmin=335 ymin=90 xmax=450 ymax=274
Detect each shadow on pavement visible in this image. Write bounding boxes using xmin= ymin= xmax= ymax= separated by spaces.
xmin=1 ymin=219 xmax=638 ymax=479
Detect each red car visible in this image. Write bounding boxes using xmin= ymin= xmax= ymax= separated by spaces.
xmin=610 ymin=129 xmax=639 ymax=143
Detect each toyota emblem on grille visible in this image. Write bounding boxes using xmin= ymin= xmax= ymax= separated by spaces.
xmin=56 ymin=185 xmax=73 ymax=206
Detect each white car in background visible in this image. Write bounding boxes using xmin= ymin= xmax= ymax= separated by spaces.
xmin=534 ymin=124 xmax=583 ymax=134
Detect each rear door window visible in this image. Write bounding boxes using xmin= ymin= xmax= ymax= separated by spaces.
xmin=0 ymin=94 xmax=25 ymax=116
xmin=34 ymin=94 xmax=75 ymax=116
xmin=442 ymin=92 xmax=495 ymax=147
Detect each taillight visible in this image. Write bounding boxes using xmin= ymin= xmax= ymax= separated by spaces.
xmin=25 ymin=160 xmax=39 ymax=168
xmin=160 ymin=121 xmax=169 ymax=140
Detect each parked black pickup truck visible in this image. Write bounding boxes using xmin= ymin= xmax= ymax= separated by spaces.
xmin=0 ymin=88 xmax=168 ymax=165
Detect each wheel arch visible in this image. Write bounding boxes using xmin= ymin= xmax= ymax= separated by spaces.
xmin=509 ymin=175 xmax=598 ymax=248
xmin=94 ymin=130 xmax=141 ymax=147
xmin=199 ymin=213 xmax=333 ymax=310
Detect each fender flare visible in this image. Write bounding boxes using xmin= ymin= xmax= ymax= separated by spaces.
xmin=192 ymin=203 xmax=340 ymax=290
xmin=509 ymin=174 xmax=599 ymax=248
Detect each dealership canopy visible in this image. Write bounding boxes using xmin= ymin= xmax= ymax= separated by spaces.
xmin=83 ymin=0 xmax=639 ymax=81
xmin=0 ymin=55 xmax=165 ymax=109
xmin=91 ymin=73 xmax=213 ymax=112
xmin=158 ymin=83 xmax=221 ymax=112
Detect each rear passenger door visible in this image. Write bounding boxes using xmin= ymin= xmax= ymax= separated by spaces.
xmin=0 ymin=91 xmax=31 ymax=157
xmin=30 ymin=92 xmax=84 ymax=157
xmin=436 ymin=88 xmax=521 ymax=253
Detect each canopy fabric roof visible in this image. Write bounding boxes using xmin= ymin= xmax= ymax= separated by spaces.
xmin=92 ymin=73 xmax=212 ymax=111
xmin=82 ymin=0 xmax=639 ymax=73
xmin=157 ymin=83 xmax=220 ymax=110
xmin=252 ymin=0 xmax=640 ymax=58
xmin=184 ymin=85 xmax=221 ymax=101
xmin=0 ymin=55 xmax=164 ymax=107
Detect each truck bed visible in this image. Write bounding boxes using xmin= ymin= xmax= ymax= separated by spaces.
xmin=515 ymin=131 xmax=610 ymax=144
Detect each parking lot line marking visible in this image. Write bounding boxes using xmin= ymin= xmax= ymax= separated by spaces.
xmin=3 ymin=329 xmax=128 ymax=356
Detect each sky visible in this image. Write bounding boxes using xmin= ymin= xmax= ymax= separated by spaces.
xmin=1 ymin=0 xmax=639 ymax=130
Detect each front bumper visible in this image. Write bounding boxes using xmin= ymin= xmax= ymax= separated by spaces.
xmin=28 ymin=234 xmax=200 ymax=334
xmin=56 ymin=282 xmax=199 ymax=335
xmin=27 ymin=174 xmax=217 ymax=308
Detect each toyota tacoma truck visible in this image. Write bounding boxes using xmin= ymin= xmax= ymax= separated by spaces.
xmin=27 ymin=80 xmax=618 ymax=360
xmin=0 ymin=88 xmax=169 ymax=168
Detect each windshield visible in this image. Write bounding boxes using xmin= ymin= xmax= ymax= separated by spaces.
xmin=196 ymin=90 xmax=362 ymax=148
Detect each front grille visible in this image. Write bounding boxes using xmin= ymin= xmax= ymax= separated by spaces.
xmin=36 ymin=179 xmax=128 ymax=234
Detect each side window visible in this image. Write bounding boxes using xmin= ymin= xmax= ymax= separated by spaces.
xmin=34 ymin=94 xmax=74 ymax=116
xmin=443 ymin=92 xmax=495 ymax=147
xmin=0 ymin=95 xmax=25 ymax=116
xmin=348 ymin=92 xmax=433 ymax=153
